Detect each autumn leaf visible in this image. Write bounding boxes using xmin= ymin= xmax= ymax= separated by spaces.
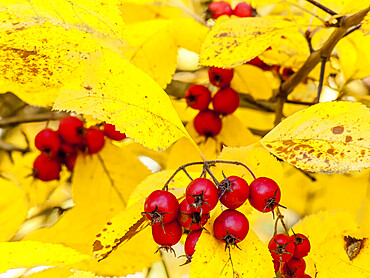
xmin=199 ymin=17 xmax=296 ymax=68
xmin=68 ymin=271 xmax=99 ymax=278
xmin=261 ymin=101 xmax=370 ymax=173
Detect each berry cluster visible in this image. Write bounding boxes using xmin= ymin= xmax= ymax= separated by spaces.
xmin=33 ymin=116 xmax=126 ymax=181
xmin=269 ymin=232 xmax=311 ymax=277
xmin=186 ymin=66 xmax=239 ymax=137
xmin=207 ymin=1 xmax=255 ymax=19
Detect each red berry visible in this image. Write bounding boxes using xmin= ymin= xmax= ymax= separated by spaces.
xmin=186 ymin=178 xmax=219 ymax=214
xmin=273 ymin=260 xmax=280 ymax=273
xmin=208 ymin=1 xmax=232 ymax=19
xmin=233 ymin=2 xmax=252 ymax=17
xmin=185 ymin=229 xmax=203 ymax=257
xmin=246 ymin=57 xmax=271 ymax=71
xmin=83 ymin=127 xmax=105 ymax=154
xmin=213 ymin=209 xmax=249 ymax=247
xmin=144 ymin=190 xmax=179 ymax=225
xmin=208 ymin=67 xmax=234 ymax=88
xmin=178 ymin=199 xmax=210 ymax=230
xmin=218 ymin=175 xmax=249 ymax=209
xmin=33 ymin=153 xmax=61 ymax=181
xmin=193 ymin=110 xmax=222 ymax=137
xmin=268 ymin=233 xmax=295 ymax=262
xmin=103 ymin=123 xmax=126 ymax=141
xmin=302 ymin=275 xmax=312 ymax=278
xmin=185 ymin=85 xmax=212 ymax=111
xmin=212 ymin=87 xmax=239 ymax=115
xmin=282 ymin=67 xmax=295 ymax=80
xmin=151 ymin=220 xmax=182 ymax=250
xmin=58 ymin=116 xmax=85 ymax=144
xmin=291 ymin=233 xmax=311 ymax=258
xmin=64 ymin=152 xmax=77 ymax=171
xmin=34 ymin=128 xmax=60 ymax=157
xmin=249 ymin=177 xmax=281 ymax=213
xmin=281 ymin=257 xmax=306 ymax=278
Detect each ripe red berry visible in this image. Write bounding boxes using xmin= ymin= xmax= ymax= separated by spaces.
xmin=144 ymin=190 xmax=179 ymax=225
xmin=193 ymin=110 xmax=222 ymax=137
xmin=207 ymin=1 xmax=232 ymax=19
xmin=151 ymin=220 xmax=182 ymax=251
xmin=218 ymin=175 xmax=249 ymax=209
xmin=185 ymin=229 xmax=203 ymax=258
xmin=33 ymin=153 xmax=62 ymax=181
xmin=273 ymin=260 xmax=280 ymax=273
xmin=291 ymin=233 xmax=311 ymax=258
xmin=185 ymin=85 xmax=212 ymax=111
xmin=186 ymin=178 xmax=219 ymax=214
xmin=282 ymin=67 xmax=295 ymax=80
xmin=178 ymin=199 xmax=210 ymax=230
xmin=246 ymin=56 xmax=271 ymax=71
xmin=268 ymin=233 xmax=295 ymax=262
xmin=249 ymin=177 xmax=281 ymax=213
xmin=83 ymin=127 xmax=105 ymax=154
xmin=208 ymin=67 xmax=234 ymax=88
xmin=302 ymin=274 xmax=312 ymax=278
xmin=212 ymin=87 xmax=239 ymax=115
xmin=213 ymin=209 xmax=249 ymax=248
xmin=34 ymin=128 xmax=60 ymax=157
xmin=233 ymin=2 xmax=252 ymax=17
xmin=64 ymin=152 xmax=77 ymax=171
xmin=281 ymin=257 xmax=306 ymax=278
xmin=103 ymin=123 xmax=126 ymax=141
xmin=58 ymin=116 xmax=85 ymax=144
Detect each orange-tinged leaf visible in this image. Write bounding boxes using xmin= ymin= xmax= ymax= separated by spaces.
xmin=261 ymin=102 xmax=370 ymax=173
xmin=0 ymin=241 xmax=89 ymax=273
xmin=199 ymin=17 xmax=296 ymax=68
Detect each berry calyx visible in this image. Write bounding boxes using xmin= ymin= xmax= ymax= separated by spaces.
xmin=103 ymin=123 xmax=126 ymax=141
xmin=34 ymin=128 xmax=60 ymax=157
xmin=233 ymin=2 xmax=252 ymax=17
xmin=178 ymin=199 xmax=210 ymax=230
xmin=212 ymin=87 xmax=240 ymax=115
xmin=249 ymin=177 xmax=282 ymax=213
xmin=144 ymin=190 xmax=179 ymax=225
xmin=218 ymin=175 xmax=249 ymax=209
xmin=268 ymin=233 xmax=295 ymax=262
xmin=281 ymin=257 xmax=306 ymax=278
xmin=207 ymin=1 xmax=232 ymax=19
xmin=186 ymin=178 xmax=219 ymax=214
xmin=291 ymin=233 xmax=311 ymax=258
xmin=193 ymin=109 xmax=222 ymax=137
xmin=58 ymin=116 xmax=85 ymax=144
xmin=33 ymin=153 xmax=62 ymax=181
xmin=151 ymin=220 xmax=182 ymax=254
xmin=185 ymin=85 xmax=212 ymax=111
xmin=83 ymin=127 xmax=106 ymax=154
xmin=213 ymin=209 xmax=249 ymax=248
xmin=208 ymin=66 xmax=234 ymax=88
xmin=185 ymin=229 xmax=203 ymax=258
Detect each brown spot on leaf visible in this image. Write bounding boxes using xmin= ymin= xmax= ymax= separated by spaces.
xmin=266 ymin=144 xmax=272 ymax=148
xmin=327 ymin=149 xmax=335 ymax=155
xmin=107 ymin=222 xmax=112 ymax=225
xmin=103 ymin=228 xmax=107 ymax=232
xmin=345 ymin=136 xmax=352 ymax=143
xmin=93 ymin=240 xmax=104 ymax=251
xmin=331 ymin=125 xmax=344 ymax=134
xmin=361 ymin=150 xmax=366 ymax=156
xmin=96 ymin=233 xmax=101 ymax=238
xmin=344 ymin=236 xmax=365 ymax=260
xmin=105 ymin=245 xmax=111 ymax=249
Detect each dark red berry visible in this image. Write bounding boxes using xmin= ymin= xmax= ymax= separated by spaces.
xmin=273 ymin=260 xmax=280 ymax=273
xmin=282 ymin=67 xmax=295 ymax=80
xmin=249 ymin=177 xmax=281 ymax=213
xmin=213 ymin=209 xmax=249 ymax=248
xmin=58 ymin=116 xmax=85 ymax=144
xmin=64 ymin=152 xmax=77 ymax=171
xmin=34 ymin=128 xmax=60 ymax=157
xmin=208 ymin=67 xmax=234 ymax=88
xmin=185 ymin=85 xmax=212 ymax=111
xmin=33 ymin=153 xmax=61 ymax=181
xmin=144 ymin=190 xmax=179 ymax=225
xmin=178 ymin=199 xmax=210 ymax=230
xmin=212 ymin=87 xmax=239 ymax=115
xmin=218 ymin=175 xmax=249 ymax=209
xmin=246 ymin=57 xmax=271 ymax=71
xmin=103 ymin=123 xmax=127 ymax=141
xmin=207 ymin=1 xmax=232 ymax=19
xmin=281 ymin=257 xmax=306 ymax=278
xmin=302 ymin=274 xmax=312 ymax=278
xmin=193 ymin=109 xmax=222 ymax=137
xmin=291 ymin=233 xmax=311 ymax=258
xmin=185 ymin=229 xmax=202 ymax=258
xmin=268 ymin=233 xmax=295 ymax=262
xmin=151 ymin=220 xmax=182 ymax=251
xmin=233 ymin=2 xmax=252 ymax=17
xmin=83 ymin=127 xmax=105 ymax=154
xmin=186 ymin=178 xmax=219 ymax=214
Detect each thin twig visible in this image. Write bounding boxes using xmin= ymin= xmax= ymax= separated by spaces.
xmin=275 ymin=207 xmax=290 ymax=235
xmin=304 ymin=0 xmax=337 ymax=16
xmin=0 ymin=111 xmax=68 ymax=127
xmin=343 ymin=24 xmax=362 ymax=37
xmin=316 ymin=57 xmax=327 ymax=103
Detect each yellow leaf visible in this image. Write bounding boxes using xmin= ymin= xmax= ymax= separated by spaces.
xmin=0 ymin=241 xmax=89 ymax=273
xmin=261 ymin=102 xmax=370 ymax=173
xmin=68 ymin=271 xmax=99 ymax=278
xmin=54 ymin=48 xmax=192 ymax=151
xmin=25 ymin=267 xmax=72 ymax=278
xmin=123 ymin=20 xmax=178 ymax=88
xmin=199 ymin=17 xmax=296 ymax=68
xmin=231 ymin=64 xmax=273 ymax=100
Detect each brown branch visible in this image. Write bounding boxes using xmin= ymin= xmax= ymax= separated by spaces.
xmin=274 ymin=6 xmax=370 ymax=125
xmin=304 ymin=0 xmax=337 ymax=16
xmin=0 ymin=111 xmax=68 ymax=127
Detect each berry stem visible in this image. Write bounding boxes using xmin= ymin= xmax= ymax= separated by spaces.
xmin=304 ymin=0 xmax=337 ymax=16
xmin=275 ymin=207 xmax=290 ymax=236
